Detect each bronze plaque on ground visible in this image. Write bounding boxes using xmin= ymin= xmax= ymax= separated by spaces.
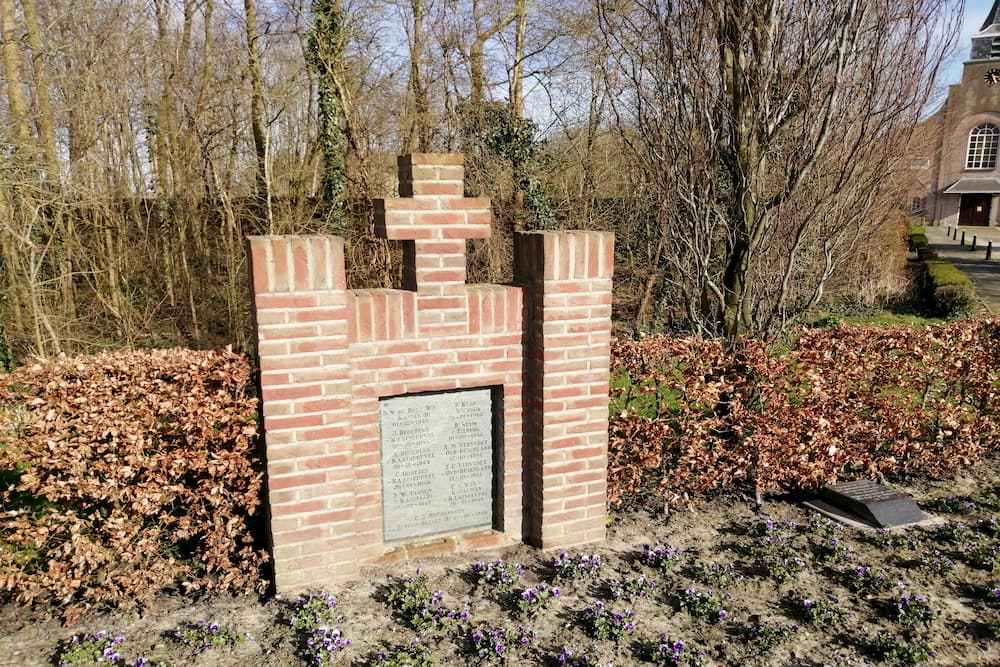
xmin=820 ymin=480 xmax=925 ymax=528
xmin=379 ymin=388 xmax=494 ymax=541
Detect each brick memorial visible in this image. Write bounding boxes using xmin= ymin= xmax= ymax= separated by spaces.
xmin=247 ymin=154 xmax=614 ymax=592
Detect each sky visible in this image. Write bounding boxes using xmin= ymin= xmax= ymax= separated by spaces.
xmin=944 ymin=0 xmax=999 ymax=83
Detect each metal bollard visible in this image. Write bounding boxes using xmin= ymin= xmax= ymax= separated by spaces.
xmin=989 ymin=241 xmax=994 ymax=261
xmin=961 ymin=230 xmax=966 ymax=245
xmin=973 ymin=235 xmax=978 ymax=251
xmin=954 ymin=227 xmax=959 ymax=239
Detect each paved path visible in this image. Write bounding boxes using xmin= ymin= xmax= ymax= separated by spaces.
xmin=924 ymin=225 xmax=1000 ymax=313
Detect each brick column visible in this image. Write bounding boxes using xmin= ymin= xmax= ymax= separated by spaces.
xmin=246 ymin=236 xmax=358 ymax=588
xmin=515 ymin=230 xmax=615 ymax=548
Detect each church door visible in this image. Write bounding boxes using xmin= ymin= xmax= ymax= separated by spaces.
xmin=959 ymin=194 xmax=992 ymax=226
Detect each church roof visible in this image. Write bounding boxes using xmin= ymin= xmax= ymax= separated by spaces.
xmin=982 ymin=0 xmax=1000 ymax=32
xmin=943 ymin=178 xmax=1000 ymax=194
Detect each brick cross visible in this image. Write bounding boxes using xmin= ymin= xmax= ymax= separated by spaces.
xmin=374 ymin=154 xmax=492 ymax=296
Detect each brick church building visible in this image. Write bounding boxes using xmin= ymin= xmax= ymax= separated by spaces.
xmin=925 ymin=1 xmax=1000 ymax=227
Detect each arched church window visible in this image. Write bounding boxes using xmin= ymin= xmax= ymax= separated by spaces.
xmin=967 ymin=124 xmax=1000 ymax=169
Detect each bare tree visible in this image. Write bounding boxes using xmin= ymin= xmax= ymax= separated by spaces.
xmin=21 ymin=0 xmax=57 ymax=186
xmin=507 ymin=0 xmax=526 ymax=117
xmin=0 ymin=0 xmax=963 ymax=365
xmin=244 ymin=0 xmax=269 ymax=200
xmin=600 ymin=0 xmax=960 ymax=341
xmin=402 ymin=0 xmax=432 ymax=151
xmin=0 ymin=0 xmax=67 ymax=357
xmin=1 ymin=0 xmax=31 ymax=151
xmin=468 ymin=0 xmax=517 ymax=104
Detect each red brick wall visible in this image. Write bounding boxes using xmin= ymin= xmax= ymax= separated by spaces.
xmin=248 ymin=154 xmax=613 ymax=592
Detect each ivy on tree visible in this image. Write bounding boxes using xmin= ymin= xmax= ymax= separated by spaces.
xmin=465 ymin=103 xmax=556 ymax=231
xmin=307 ymin=0 xmax=348 ymax=233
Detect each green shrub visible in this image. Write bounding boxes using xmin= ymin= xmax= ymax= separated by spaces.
xmin=928 ymin=268 xmax=976 ymax=317
xmin=908 ymin=231 xmax=977 ymax=317
xmin=909 ymin=232 xmax=929 ymax=254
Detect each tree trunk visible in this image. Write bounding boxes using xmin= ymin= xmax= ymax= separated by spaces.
xmin=21 ymin=0 xmax=58 ymax=185
xmin=197 ymin=0 xmax=218 ymax=201
xmin=0 ymin=199 xmax=27 ymax=336
xmin=405 ymin=0 xmax=430 ymax=152
xmin=470 ymin=39 xmax=487 ymax=104
xmin=718 ymin=4 xmax=762 ymax=344
xmin=509 ymin=0 xmax=527 ymax=117
xmin=1 ymin=0 xmax=27 ymax=340
xmin=469 ymin=0 xmax=517 ymax=105
xmin=22 ymin=0 xmax=77 ymax=320
xmin=1 ymin=0 xmax=31 ymax=149
xmin=244 ymin=0 xmax=269 ymax=199
xmin=308 ymin=0 xmax=348 ymax=231
xmin=152 ymin=0 xmax=175 ymax=199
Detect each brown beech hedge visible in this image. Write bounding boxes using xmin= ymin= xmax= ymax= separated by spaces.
xmin=0 ymin=348 xmax=267 ymax=624
xmin=2 ymin=320 xmax=998 ymax=622
xmin=609 ymin=318 xmax=1000 ymax=507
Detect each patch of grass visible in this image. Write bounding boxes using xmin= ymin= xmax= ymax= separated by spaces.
xmin=807 ymin=306 xmax=945 ymax=330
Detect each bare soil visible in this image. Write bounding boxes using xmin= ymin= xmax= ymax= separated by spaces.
xmin=3 ymin=455 xmax=1000 ymax=667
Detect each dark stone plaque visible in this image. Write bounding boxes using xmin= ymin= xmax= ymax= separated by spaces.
xmin=379 ymin=388 xmax=494 ymax=541
xmin=820 ymin=480 xmax=925 ymax=528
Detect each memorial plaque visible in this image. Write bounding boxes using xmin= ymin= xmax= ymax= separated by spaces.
xmin=820 ymin=480 xmax=925 ymax=528
xmin=380 ymin=388 xmax=495 ymax=541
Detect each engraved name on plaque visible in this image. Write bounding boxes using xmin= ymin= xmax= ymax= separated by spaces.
xmin=379 ymin=388 xmax=495 ymax=541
